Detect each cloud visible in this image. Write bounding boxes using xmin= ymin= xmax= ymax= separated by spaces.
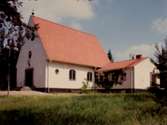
xmin=152 ymin=18 xmax=167 ymax=34
xmin=19 ymin=0 xmax=95 ymax=23
xmin=114 ymin=43 xmax=156 ymax=60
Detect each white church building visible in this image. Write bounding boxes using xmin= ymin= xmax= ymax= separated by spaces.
xmin=17 ymin=16 xmax=159 ymax=92
xmin=16 ymin=16 xmax=110 ymax=92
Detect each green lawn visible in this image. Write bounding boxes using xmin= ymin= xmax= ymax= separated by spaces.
xmin=0 ymin=93 xmax=166 ymax=125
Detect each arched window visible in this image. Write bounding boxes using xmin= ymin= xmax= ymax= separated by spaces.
xmin=69 ymin=69 xmax=76 ymax=80
xmin=87 ymin=72 xmax=93 ymax=81
xmin=28 ymin=51 xmax=32 ymax=59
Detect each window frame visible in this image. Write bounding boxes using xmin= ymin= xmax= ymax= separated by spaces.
xmin=28 ymin=51 xmax=32 ymax=59
xmin=121 ymin=72 xmax=126 ymax=81
xmin=69 ymin=69 xmax=76 ymax=81
xmin=87 ymin=72 xmax=93 ymax=82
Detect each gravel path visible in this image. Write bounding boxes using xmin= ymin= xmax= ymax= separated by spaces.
xmin=0 ymin=91 xmax=50 ymax=96
xmin=0 ymin=91 xmax=82 ymax=97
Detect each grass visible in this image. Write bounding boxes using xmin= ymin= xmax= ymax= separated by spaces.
xmin=0 ymin=93 xmax=166 ymax=125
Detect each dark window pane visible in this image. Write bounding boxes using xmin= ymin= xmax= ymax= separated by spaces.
xmin=69 ymin=69 xmax=76 ymax=80
xmin=87 ymin=72 xmax=93 ymax=81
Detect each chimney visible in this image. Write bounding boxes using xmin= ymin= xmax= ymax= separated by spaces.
xmin=129 ymin=54 xmax=135 ymax=60
xmin=136 ymin=54 xmax=142 ymax=59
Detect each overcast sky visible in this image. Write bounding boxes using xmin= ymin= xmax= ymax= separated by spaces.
xmin=20 ymin=0 xmax=167 ymax=60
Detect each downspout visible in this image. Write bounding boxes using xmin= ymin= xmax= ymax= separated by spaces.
xmin=46 ymin=60 xmax=50 ymax=93
xmin=132 ymin=67 xmax=135 ymax=93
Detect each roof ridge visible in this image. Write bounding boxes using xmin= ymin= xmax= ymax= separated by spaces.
xmin=112 ymin=57 xmax=147 ymax=64
xmin=128 ymin=57 xmax=147 ymax=67
xmin=98 ymin=57 xmax=148 ymax=72
xmin=32 ymin=16 xmax=96 ymax=38
xmin=111 ymin=59 xmax=134 ymax=64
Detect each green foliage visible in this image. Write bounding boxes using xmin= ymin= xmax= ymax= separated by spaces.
xmin=148 ymin=86 xmax=167 ymax=106
xmin=154 ymin=38 xmax=167 ymax=89
xmin=0 ymin=0 xmax=38 ymax=89
xmin=81 ymin=79 xmax=90 ymax=93
xmin=96 ymin=70 xmax=124 ymax=91
xmin=0 ymin=93 xmax=166 ymax=125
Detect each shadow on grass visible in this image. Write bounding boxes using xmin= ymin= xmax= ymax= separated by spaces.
xmin=148 ymin=86 xmax=167 ymax=106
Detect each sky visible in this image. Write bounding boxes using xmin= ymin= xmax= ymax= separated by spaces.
xmin=20 ymin=0 xmax=167 ymax=60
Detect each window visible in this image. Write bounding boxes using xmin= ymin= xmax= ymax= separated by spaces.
xmin=121 ymin=72 xmax=126 ymax=81
xmin=28 ymin=51 xmax=32 ymax=59
xmin=108 ymin=73 xmax=113 ymax=81
xmin=69 ymin=69 xmax=76 ymax=80
xmin=87 ymin=72 xmax=93 ymax=81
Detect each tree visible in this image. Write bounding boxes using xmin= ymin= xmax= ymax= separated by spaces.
xmin=0 ymin=0 xmax=37 ymax=92
xmin=107 ymin=49 xmax=114 ymax=62
xmin=95 ymin=50 xmax=125 ymax=92
xmin=95 ymin=70 xmax=124 ymax=92
xmin=154 ymin=38 xmax=167 ymax=89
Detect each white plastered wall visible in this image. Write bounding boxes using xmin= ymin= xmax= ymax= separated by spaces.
xmin=134 ymin=58 xmax=159 ymax=89
xmin=16 ymin=37 xmax=47 ymax=88
xmin=46 ymin=62 xmax=95 ymax=89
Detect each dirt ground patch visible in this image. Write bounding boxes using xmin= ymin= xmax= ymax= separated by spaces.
xmin=0 ymin=91 xmax=50 ymax=96
xmin=0 ymin=91 xmax=82 ymax=96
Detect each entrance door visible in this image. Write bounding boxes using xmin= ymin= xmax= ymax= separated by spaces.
xmin=25 ymin=68 xmax=33 ymax=87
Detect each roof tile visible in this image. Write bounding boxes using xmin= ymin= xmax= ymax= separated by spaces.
xmin=98 ymin=57 xmax=147 ymax=72
xmin=31 ymin=16 xmax=110 ymax=67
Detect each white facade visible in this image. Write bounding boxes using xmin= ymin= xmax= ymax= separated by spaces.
xmin=46 ymin=62 xmax=94 ymax=89
xmin=17 ymin=38 xmax=47 ymax=88
xmin=134 ymin=58 xmax=159 ymax=89
xmin=17 ymin=38 xmax=159 ymax=90
xmin=17 ymin=39 xmax=95 ymax=89
xmin=112 ymin=58 xmax=160 ymax=90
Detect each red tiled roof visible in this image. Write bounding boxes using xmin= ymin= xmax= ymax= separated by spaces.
xmin=31 ymin=16 xmax=110 ymax=67
xmin=98 ymin=57 xmax=147 ymax=72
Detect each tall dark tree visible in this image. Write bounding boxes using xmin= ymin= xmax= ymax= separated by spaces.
xmin=107 ymin=49 xmax=114 ymax=62
xmin=154 ymin=38 xmax=167 ymax=89
xmin=0 ymin=0 xmax=37 ymax=90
